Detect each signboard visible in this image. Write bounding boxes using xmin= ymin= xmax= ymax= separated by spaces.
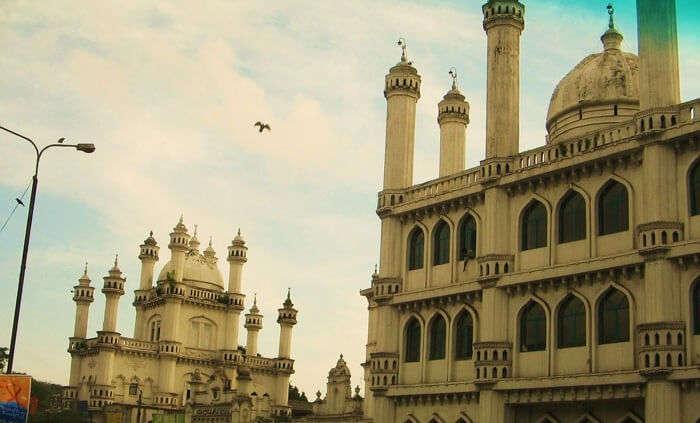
xmin=0 ymin=375 xmax=32 ymax=423
xmin=152 ymin=413 xmax=185 ymax=423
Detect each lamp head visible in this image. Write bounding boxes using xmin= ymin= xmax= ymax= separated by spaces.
xmin=76 ymin=143 xmax=96 ymax=153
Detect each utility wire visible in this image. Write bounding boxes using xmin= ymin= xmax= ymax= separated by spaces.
xmin=0 ymin=180 xmax=31 ymax=234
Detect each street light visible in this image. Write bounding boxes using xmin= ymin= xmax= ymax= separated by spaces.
xmin=1 ymin=125 xmax=95 ymax=374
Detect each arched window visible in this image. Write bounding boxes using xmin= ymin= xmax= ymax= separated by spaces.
xmin=408 ymin=228 xmax=424 ymax=270
xmin=455 ymin=311 xmax=474 ymax=359
xmin=559 ymin=191 xmax=586 ymax=243
xmin=459 ymin=215 xmax=477 ymax=260
xmin=598 ymin=289 xmax=629 ymax=344
xmin=149 ymin=319 xmax=161 ymax=342
xmin=598 ymin=181 xmax=629 ymax=235
xmin=433 ymin=221 xmax=450 ymax=265
xmin=558 ymin=296 xmax=586 ymax=348
xmin=429 ymin=315 xmax=446 ymax=360
xmin=404 ymin=318 xmax=421 ymax=362
xmin=690 ymin=160 xmax=700 ymax=216
xmin=520 ymin=302 xmax=546 ymax=352
xmin=693 ymin=281 xmax=700 ymax=335
xmin=522 ymin=201 xmax=547 ymax=250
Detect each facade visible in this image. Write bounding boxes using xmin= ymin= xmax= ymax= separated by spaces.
xmin=63 ymin=218 xmax=298 ymax=423
xmin=302 ymin=355 xmax=367 ymax=422
xmin=362 ymin=1 xmax=700 ymax=423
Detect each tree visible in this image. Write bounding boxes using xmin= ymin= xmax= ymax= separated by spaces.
xmin=0 ymin=347 xmax=8 ymax=372
xmin=288 ymin=384 xmax=308 ymax=401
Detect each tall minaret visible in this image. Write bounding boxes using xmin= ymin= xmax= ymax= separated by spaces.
xmin=68 ymin=264 xmax=94 ymax=396
xmin=135 ymin=231 xmax=159 ymax=339
xmin=101 ymin=255 xmax=125 ymax=333
xmin=482 ymin=0 xmax=524 ymax=159
xmin=636 ymin=0 xmax=680 ymax=110
xmin=382 ymin=38 xmax=421 ymax=190
xmin=244 ymin=296 xmax=263 ymax=356
xmin=438 ymin=69 xmax=470 ymax=177
xmin=224 ymin=229 xmax=248 ymax=351
xmin=72 ymin=263 xmax=94 ymax=339
xmin=277 ymin=289 xmax=298 ymax=359
xmin=168 ymin=215 xmax=190 ymax=283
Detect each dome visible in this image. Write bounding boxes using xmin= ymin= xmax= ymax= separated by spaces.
xmin=546 ymin=25 xmax=639 ymax=143
xmin=157 ymin=249 xmax=224 ymax=290
xmin=328 ymin=354 xmax=351 ymax=380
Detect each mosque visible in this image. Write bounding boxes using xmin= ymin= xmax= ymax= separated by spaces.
xmin=360 ymin=0 xmax=700 ymax=422
xmin=62 ymin=218 xmax=298 ymax=423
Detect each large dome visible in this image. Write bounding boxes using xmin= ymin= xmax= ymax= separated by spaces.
xmin=546 ymin=28 xmax=639 ymax=143
xmin=157 ymin=249 xmax=224 ymax=290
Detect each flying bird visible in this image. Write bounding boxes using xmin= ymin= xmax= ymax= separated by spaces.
xmin=254 ymin=121 xmax=271 ymax=133
xmin=57 ymin=137 xmax=65 ymax=143
xmin=15 ymin=198 xmax=24 ymax=207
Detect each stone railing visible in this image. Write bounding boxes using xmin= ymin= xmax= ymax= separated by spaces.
xmin=182 ymin=347 xmax=218 ymax=361
xmin=120 ymin=337 xmax=157 ymax=351
xmin=244 ymin=355 xmax=277 ymax=369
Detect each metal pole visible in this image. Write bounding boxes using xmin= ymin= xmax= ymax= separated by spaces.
xmin=6 ymin=173 xmax=38 ymax=374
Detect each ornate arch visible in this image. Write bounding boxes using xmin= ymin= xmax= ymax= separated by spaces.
xmin=537 ymin=413 xmax=560 ymax=423
xmin=517 ymin=194 xmax=552 ymax=251
xmin=594 ymin=174 xmax=635 ymax=235
xmin=615 ymin=411 xmax=643 ymax=423
xmin=428 ymin=413 xmax=446 ymax=423
xmin=514 ymin=295 xmax=551 ymax=353
xmin=407 ymin=224 xmax=428 ymax=271
xmin=687 ymin=155 xmax=700 ymax=216
xmin=576 ymin=412 xmax=601 ymax=423
xmin=456 ymin=412 xmax=474 ymax=423
xmin=553 ymin=289 xmax=590 ymax=348
xmin=594 ymin=282 xmax=634 ymax=344
xmin=554 ymin=184 xmax=590 ymax=243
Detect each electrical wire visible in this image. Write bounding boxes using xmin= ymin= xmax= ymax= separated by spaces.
xmin=0 ymin=181 xmax=31 ymax=234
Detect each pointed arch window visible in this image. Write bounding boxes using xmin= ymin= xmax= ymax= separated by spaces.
xmin=429 ymin=315 xmax=446 ymax=360
xmin=693 ymin=280 xmax=700 ymax=335
xmin=522 ymin=201 xmax=547 ymax=250
xmin=558 ymin=296 xmax=586 ymax=348
xmin=455 ymin=311 xmax=474 ymax=359
xmin=598 ymin=181 xmax=629 ymax=235
xmin=459 ymin=215 xmax=477 ymax=260
xmin=404 ymin=318 xmax=421 ymax=362
xmin=598 ymin=289 xmax=629 ymax=344
xmin=520 ymin=302 xmax=546 ymax=352
xmin=690 ymin=160 xmax=700 ymax=216
xmin=433 ymin=221 xmax=450 ymax=265
xmin=408 ymin=228 xmax=424 ymax=270
xmin=559 ymin=191 xmax=586 ymax=243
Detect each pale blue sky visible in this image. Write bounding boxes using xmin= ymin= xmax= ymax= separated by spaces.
xmin=0 ymin=0 xmax=698 ymax=397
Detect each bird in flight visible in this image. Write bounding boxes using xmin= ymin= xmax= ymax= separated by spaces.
xmin=15 ymin=198 xmax=24 ymax=207
xmin=254 ymin=121 xmax=271 ymax=133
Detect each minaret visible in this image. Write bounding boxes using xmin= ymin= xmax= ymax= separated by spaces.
xmin=135 ymin=231 xmax=159 ymax=339
xmin=482 ymin=0 xmax=524 ymax=159
xmin=168 ymin=215 xmax=190 ymax=283
xmin=227 ymin=229 xmax=247 ymax=294
xmin=101 ymin=255 xmax=125 ymax=333
xmin=636 ymin=0 xmax=680 ymax=110
xmin=382 ymin=38 xmax=421 ymax=190
xmin=223 ymin=230 xmax=247 ymax=352
xmin=72 ymin=263 xmax=95 ymax=339
xmin=277 ymin=289 xmax=298 ymax=359
xmin=244 ymin=296 xmax=263 ymax=356
xmin=68 ymin=264 xmax=94 ymax=396
xmin=437 ymin=69 xmax=470 ymax=177
xmin=94 ymin=256 xmax=125 ymax=408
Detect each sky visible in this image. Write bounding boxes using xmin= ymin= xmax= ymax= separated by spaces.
xmin=0 ymin=0 xmax=698 ymax=398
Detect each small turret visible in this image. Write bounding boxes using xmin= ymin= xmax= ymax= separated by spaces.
xmin=138 ymin=231 xmax=159 ymax=290
xmin=437 ymin=68 xmax=470 ymax=177
xmin=601 ymin=3 xmax=623 ymax=51
xmin=204 ymin=237 xmax=217 ymax=261
xmin=277 ymin=289 xmax=298 ymax=359
xmin=101 ymin=255 xmax=126 ymax=333
xmin=227 ymin=229 xmax=248 ymax=294
xmin=168 ymin=215 xmax=190 ymax=282
xmin=189 ymin=225 xmax=201 ymax=252
xmin=72 ymin=263 xmax=95 ymax=338
xmin=245 ymin=295 xmax=263 ymax=356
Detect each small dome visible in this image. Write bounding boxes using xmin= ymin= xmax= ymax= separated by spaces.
xmin=144 ymin=231 xmax=157 ymax=246
xmin=546 ymin=23 xmax=639 ymax=143
xmin=328 ymin=354 xmax=350 ymax=379
xmin=157 ymin=249 xmax=224 ymax=290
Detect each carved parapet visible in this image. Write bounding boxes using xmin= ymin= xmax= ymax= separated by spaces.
xmin=480 ymin=158 xmax=514 ymax=181
xmin=89 ymin=384 xmax=115 ymax=409
xmin=477 ymin=254 xmax=514 ymax=282
xmin=474 ymin=342 xmax=512 ymax=382
xmin=637 ymin=322 xmax=686 ymax=375
xmin=637 ymin=221 xmax=683 ymax=251
xmin=158 ymin=341 xmax=182 ymax=357
xmin=154 ymin=392 xmax=179 ymax=408
xmin=369 ymin=352 xmax=399 ymax=377
xmin=377 ymin=190 xmax=406 ymax=216
xmin=272 ymin=405 xmax=292 ymax=417
xmin=274 ymin=358 xmax=295 ymax=374
xmin=372 ymin=277 xmax=402 ymax=302
xmin=95 ymin=331 xmax=120 ymax=349
xmin=220 ymin=349 xmax=243 ymax=364
xmin=634 ymin=106 xmax=680 ymax=138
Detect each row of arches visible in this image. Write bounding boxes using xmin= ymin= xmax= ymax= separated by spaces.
xmin=403 ymin=286 xmax=631 ymax=363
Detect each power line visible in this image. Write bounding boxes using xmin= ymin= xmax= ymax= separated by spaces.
xmin=0 ymin=180 xmax=31 ymax=235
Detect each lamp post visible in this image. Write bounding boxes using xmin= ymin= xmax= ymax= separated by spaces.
xmin=1 ymin=125 xmax=95 ymax=374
